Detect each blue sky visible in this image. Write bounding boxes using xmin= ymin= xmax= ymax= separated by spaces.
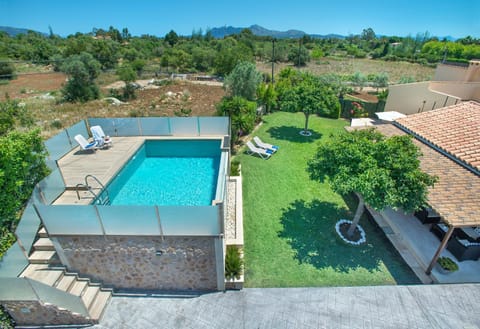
xmin=1 ymin=0 xmax=478 ymax=38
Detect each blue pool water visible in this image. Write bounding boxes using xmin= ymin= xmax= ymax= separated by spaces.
xmin=104 ymin=140 xmax=221 ymax=206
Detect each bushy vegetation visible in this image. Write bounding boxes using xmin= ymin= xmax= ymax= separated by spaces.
xmin=0 ymin=100 xmax=48 ymax=251
xmin=0 ymin=27 xmax=477 ymax=86
xmin=61 ymin=52 xmax=101 ymax=102
xmin=217 ymin=96 xmax=257 ymax=144
xmin=225 ymin=245 xmax=243 ymax=280
xmin=224 ymin=61 xmax=262 ymax=101
xmin=276 ymin=69 xmax=340 ymax=120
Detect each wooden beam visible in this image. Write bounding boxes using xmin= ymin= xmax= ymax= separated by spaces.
xmin=426 ymin=226 xmax=455 ymax=275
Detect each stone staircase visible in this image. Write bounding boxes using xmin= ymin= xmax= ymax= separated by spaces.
xmin=20 ymin=228 xmax=112 ymax=323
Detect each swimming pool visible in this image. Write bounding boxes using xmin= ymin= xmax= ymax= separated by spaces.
xmin=98 ymin=140 xmax=221 ymax=206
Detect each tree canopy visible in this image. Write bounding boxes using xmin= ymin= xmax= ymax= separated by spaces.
xmin=277 ymin=70 xmax=340 ymax=119
xmin=307 ymin=129 xmax=437 ymax=237
xmin=61 ymin=52 xmax=101 ymax=102
xmin=224 ymin=61 xmax=262 ymax=101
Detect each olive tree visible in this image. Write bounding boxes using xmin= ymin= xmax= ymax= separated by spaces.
xmin=224 ymin=61 xmax=262 ymax=101
xmin=61 ymin=52 xmax=101 ymax=102
xmin=307 ymin=129 xmax=437 ymax=239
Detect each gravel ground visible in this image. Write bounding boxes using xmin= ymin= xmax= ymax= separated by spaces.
xmin=225 ymin=179 xmax=237 ymax=241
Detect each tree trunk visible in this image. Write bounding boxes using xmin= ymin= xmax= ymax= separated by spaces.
xmin=304 ymin=113 xmax=310 ymax=134
xmin=347 ymin=192 xmax=365 ymax=237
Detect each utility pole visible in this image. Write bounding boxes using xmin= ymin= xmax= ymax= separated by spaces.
xmin=271 ymin=38 xmax=276 ymax=83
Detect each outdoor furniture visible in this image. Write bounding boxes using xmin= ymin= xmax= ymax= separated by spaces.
xmin=455 ymin=227 xmax=480 ymax=243
xmin=447 ymin=236 xmax=480 ymax=261
xmin=430 ymin=223 xmax=449 ymax=241
xmin=90 ymin=125 xmax=112 ymax=148
xmin=253 ymin=136 xmax=278 ymax=153
xmin=245 ymin=141 xmax=273 ymax=160
xmin=74 ymin=134 xmax=98 ymax=152
xmin=414 ymin=207 xmax=441 ymax=224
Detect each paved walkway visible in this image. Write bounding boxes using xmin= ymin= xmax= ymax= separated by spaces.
xmin=93 ymin=285 xmax=480 ymax=329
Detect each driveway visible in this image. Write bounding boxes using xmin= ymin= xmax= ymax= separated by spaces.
xmin=93 ymin=285 xmax=480 ymax=329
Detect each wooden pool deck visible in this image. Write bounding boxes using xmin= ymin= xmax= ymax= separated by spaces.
xmin=54 ymin=136 xmax=143 ymax=205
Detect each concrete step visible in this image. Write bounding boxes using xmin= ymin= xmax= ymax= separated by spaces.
xmin=69 ymin=279 xmax=89 ymax=296
xmin=28 ymin=268 xmax=63 ymax=286
xmin=55 ymin=274 xmax=77 ymax=292
xmin=81 ymin=285 xmax=100 ymax=310
xmin=28 ymin=250 xmax=56 ymax=264
xmin=88 ymin=290 xmax=112 ymax=322
xmin=33 ymin=237 xmax=54 ymax=251
xmin=20 ymin=264 xmax=48 ymax=277
xmin=38 ymin=227 xmax=48 ymax=238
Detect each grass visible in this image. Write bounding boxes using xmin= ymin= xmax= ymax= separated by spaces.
xmin=257 ymin=57 xmax=435 ymax=83
xmin=236 ymin=112 xmax=420 ymax=287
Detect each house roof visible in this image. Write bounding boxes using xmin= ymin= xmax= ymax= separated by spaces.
xmin=394 ymin=101 xmax=480 ymax=172
xmin=375 ymin=123 xmax=480 ymax=228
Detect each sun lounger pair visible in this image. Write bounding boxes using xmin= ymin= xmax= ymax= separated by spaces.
xmin=246 ymin=136 xmax=279 ymax=160
xmin=74 ymin=126 xmax=112 ymax=152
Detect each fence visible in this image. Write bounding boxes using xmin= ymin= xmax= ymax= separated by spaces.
xmin=35 ymin=204 xmax=221 ymax=237
xmin=88 ymin=116 xmax=229 ymax=137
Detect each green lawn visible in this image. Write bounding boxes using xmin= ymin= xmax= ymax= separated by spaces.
xmin=236 ymin=112 xmax=420 ymax=287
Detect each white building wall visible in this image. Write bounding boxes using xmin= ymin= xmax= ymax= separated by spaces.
xmin=434 ymin=63 xmax=468 ymax=81
xmin=385 ymin=82 xmax=459 ymax=115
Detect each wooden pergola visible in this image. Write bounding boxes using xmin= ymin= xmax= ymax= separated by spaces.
xmin=373 ymin=122 xmax=480 ymax=275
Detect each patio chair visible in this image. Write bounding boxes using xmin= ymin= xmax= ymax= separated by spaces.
xmin=246 ymin=141 xmax=273 ymax=160
xmin=74 ymin=134 xmax=98 ymax=152
xmin=90 ymin=125 xmax=112 ymax=148
xmin=253 ymin=136 xmax=279 ymax=153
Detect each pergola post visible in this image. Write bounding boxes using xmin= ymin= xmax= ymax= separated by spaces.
xmin=426 ymin=226 xmax=455 ymax=275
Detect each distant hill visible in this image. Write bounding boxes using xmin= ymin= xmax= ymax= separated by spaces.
xmin=210 ymin=24 xmax=345 ymax=39
xmin=0 ymin=26 xmax=47 ymax=37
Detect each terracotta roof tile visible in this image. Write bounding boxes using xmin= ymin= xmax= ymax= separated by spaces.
xmin=394 ymin=101 xmax=480 ymax=171
xmin=374 ymin=123 xmax=480 ymax=228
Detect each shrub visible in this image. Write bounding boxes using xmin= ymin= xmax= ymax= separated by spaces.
xmin=0 ymin=59 xmax=15 ymax=80
xmin=225 ymin=245 xmax=243 ymax=280
xmin=0 ymin=129 xmax=49 ymax=229
xmin=50 ymin=119 xmax=63 ymax=129
xmin=216 ymin=96 xmax=256 ymax=145
xmin=230 ymin=160 xmax=240 ymax=176
xmin=437 ymin=257 xmax=458 ymax=272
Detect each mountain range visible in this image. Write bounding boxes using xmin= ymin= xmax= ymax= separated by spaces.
xmin=0 ymin=24 xmax=455 ymax=41
xmin=0 ymin=26 xmax=48 ymax=37
xmin=210 ymin=24 xmax=345 ymax=39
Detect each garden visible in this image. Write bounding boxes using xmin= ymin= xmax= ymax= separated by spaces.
xmin=236 ymin=112 xmax=421 ymax=287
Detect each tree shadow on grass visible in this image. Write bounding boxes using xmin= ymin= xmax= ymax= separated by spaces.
xmin=266 ymin=126 xmax=322 ymax=143
xmin=278 ymin=199 xmax=421 ymax=283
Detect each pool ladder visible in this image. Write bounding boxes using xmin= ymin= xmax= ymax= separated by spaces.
xmin=76 ymin=174 xmax=110 ymax=205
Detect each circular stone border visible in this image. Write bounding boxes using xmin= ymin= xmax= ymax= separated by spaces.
xmin=299 ymin=130 xmax=312 ymax=136
xmin=335 ymin=219 xmax=367 ymax=246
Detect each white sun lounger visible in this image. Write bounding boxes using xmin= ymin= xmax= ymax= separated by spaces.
xmin=90 ymin=125 xmax=112 ymax=148
xmin=246 ymin=141 xmax=273 ymax=159
xmin=253 ymin=136 xmax=279 ymax=153
xmin=74 ymin=134 xmax=98 ymax=152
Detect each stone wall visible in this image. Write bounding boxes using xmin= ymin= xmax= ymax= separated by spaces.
xmin=3 ymin=300 xmax=91 ymax=326
xmin=54 ymin=235 xmax=218 ymax=291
